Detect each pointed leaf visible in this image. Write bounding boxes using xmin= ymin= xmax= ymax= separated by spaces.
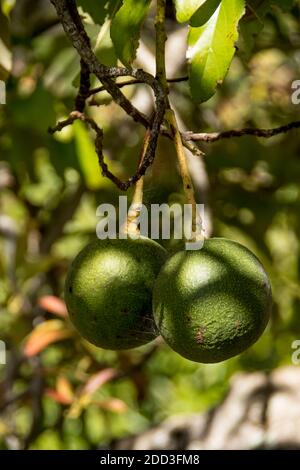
xmin=110 ymin=0 xmax=151 ymax=66
xmin=174 ymin=0 xmax=206 ymax=23
xmin=187 ymin=0 xmax=245 ymax=103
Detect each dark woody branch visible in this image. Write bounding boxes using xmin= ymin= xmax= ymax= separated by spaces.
xmin=50 ymin=0 xmax=167 ymax=190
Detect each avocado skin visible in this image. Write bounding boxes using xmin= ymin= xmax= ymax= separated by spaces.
xmin=65 ymin=237 xmax=167 ymax=350
xmin=153 ymin=238 xmax=272 ymax=363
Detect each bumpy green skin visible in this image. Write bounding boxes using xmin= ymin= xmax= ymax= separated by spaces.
xmin=65 ymin=237 xmax=167 ymax=350
xmin=153 ymin=238 xmax=272 ymax=363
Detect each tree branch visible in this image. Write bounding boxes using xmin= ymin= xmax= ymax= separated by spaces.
xmin=50 ymin=0 xmax=167 ymax=190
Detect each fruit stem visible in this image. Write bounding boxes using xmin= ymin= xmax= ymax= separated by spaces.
xmin=123 ymin=129 xmax=151 ymax=236
xmin=166 ymin=108 xmax=203 ymax=241
xmin=123 ymin=1 xmax=169 ymax=237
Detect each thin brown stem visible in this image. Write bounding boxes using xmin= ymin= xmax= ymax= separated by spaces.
xmin=182 ymin=120 xmax=300 ymax=142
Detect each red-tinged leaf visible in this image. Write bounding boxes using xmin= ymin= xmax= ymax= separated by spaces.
xmin=82 ymin=368 xmax=118 ymax=396
xmin=45 ymin=388 xmax=73 ymax=405
xmin=98 ymin=398 xmax=128 ymax=413
xmin=38 ymin=296 xmax=68 ymax=318
xmin=23 ymin=320 xmax=72 ymax=357
xmin=67 ymin=369 xmax=119 ymax=419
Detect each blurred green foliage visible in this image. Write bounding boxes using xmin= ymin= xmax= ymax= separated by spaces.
xmin=0 ymin=0 xmax=300 ymax=450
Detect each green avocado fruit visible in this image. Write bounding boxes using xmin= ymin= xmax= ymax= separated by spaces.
xmin=65 ymin=237 xmax=167 ymax=350
xmin=153 ymin=238 xmax=272 ymax=363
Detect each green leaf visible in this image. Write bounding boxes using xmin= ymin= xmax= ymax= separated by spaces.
xmin=86 ymin=23 xmax=117 ymax=67
xmin=73 ymin=121 xmax=113 ymax=190
xmin=190 ymin=0 xmax=222 ymax=27
xmin=188 ymin=0 xmax=245 ymax=103
xmin=110 ymin=0 xmax=152 ymax=66
xmin=174 ymin=0 xmax=206 ymax=23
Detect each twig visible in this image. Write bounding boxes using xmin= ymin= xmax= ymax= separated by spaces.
xmin=182 ymin=121 xmax=300 ymax=142
xmin=88 ymin=76 xmax=188 ymax=100
xmin=180 ymin=139 xmax=205 ymax=158
xmin=48 ymin=113 xmax=78 ymax=134
xmin=51 ymin=111 xmax=139 ymax=190
xmin=122 ymin=129 xmax=151 ymax=235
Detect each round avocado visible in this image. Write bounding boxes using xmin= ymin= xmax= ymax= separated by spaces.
xmin=153 ymin=238 xmax=272 ymax=363
xmin=65 ymin=237 xmax=167 ymax=350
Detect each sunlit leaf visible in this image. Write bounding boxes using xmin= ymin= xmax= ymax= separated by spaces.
xmin=0 ymin=3 xmax=12 ymax=80
xmin=110 ymin=0 xmax=152 ymax=66
xmin=187 ymin=0 xmax=245 ymax=103
xmin=23 ymin=320 xmax=72 ymax=357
